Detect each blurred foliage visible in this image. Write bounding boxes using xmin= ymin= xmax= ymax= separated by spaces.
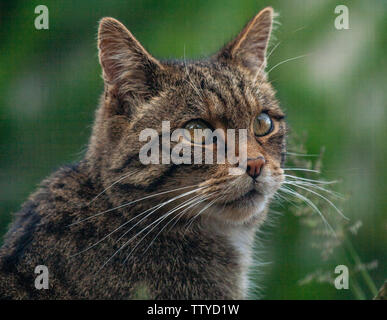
xmin=0 ymin=0 xmax=386 ymax=299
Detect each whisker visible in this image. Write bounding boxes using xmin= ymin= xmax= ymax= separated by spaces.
xmin=164 ymin=194 xmax=210 ymax=234
xmin=284 ymin=174 xmax=337 ymax=185
xmin=115 ymin=187 xmax=205 ymax=243
xmin=283 ymin=168 xmax=320 ymax=174
xmin=279 ymin=185 xmax=335 ymax=234
xmin=174 ymin=192 xmax=218 ymax=231
xmin=69 ymin=184 xmax=200 ymax=226
xmin=266 ymin=54 xmax=309 ymax=75
xmin=286 ymin=152 xmax=318 ymax=157
xmin=70 ymin=203 xmax=163 ymax=257
xmin=283 ymin=182 xmax=348 ymax=220
xmin=285 ymin=179 xmax=343 ymax=200
xmin=254 ymin=41 xmax=281 ymax=82
xmin=71 ymin=187 xmax=204 ymax=257
xmin=141 ymin=193 xmax=215 ymax=256
xmin=267 ymin=41 xmax=281 ymax=60
xmin=284 ymin=174 xmax=344 ymax=199
xmin=87 ymin=170 xmax=139 ymax=205
xmin=184 ymin=193 xmax=220 ymax=233
xmin=274 ymin=190 xmax=300 ymax=208
xmin=96 ymin=187 xmax=207 ymax=272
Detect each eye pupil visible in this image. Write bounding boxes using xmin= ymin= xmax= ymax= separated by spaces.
xmin=253 ymin=113 xmax=273 ymax=137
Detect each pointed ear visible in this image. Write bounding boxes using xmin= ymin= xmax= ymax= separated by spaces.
xmin=217 ymin=7 xmax=273 ymax=76
xmin=98 ymin=17 xmax=163 ymax=98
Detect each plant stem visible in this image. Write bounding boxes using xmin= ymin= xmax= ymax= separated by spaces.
xmin=340 ymin=253 xmax=366 ymax=300
xmin=344 ymin=237 xmax=378 ymax=297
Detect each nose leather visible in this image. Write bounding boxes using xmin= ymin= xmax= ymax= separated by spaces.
xmin=246 ymin=157 xmax=265 ymax=179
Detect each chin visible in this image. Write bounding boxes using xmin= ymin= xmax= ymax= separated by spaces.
xmin=210 ymin=191 xmax=270 ymax=225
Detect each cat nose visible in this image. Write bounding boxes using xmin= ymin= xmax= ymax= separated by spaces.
xmin=246 ymin=157 xmax=265 ymax=180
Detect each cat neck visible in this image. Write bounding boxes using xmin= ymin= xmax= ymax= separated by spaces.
xmin=199 ymin=215 xmax=260 ymax=298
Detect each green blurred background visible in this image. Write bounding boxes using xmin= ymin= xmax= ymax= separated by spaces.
xmin=0 ymin=0 xmax=385 ymax=299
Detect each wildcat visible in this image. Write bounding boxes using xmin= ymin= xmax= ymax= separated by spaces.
xmin=0 ymin=7 xmax=286 ymax=299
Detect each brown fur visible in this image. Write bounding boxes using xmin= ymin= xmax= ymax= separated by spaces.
xmin=0 ymin=7 xmax=286 ymax=299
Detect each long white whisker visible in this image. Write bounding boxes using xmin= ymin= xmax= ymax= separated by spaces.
xmin=141 ymin=193 xmax=215 ymax=256
xmin=267 ymin=41 xmax=281 ymax=60
xmin=254 ymin=41 xmax=281 ymax=82
xmin=115 ymin=187 xmax=205 ymax=243
xmin=184 ymin=194 xmax=219 ymax=233
xmin=87 ymin=170 xmax=139 ymax=206
xmin=279 ymin=185 xmax=335 ymax=234
xmin=284 ymin=174 xmax=337 ymax=185
xmin=284 ymin=182 xmax=348 ymax=220
xmin=283 ymin=168 xmax=320 ymax=173
xmin=164 ymin=194 xmax=210 ymax=234
xmin=69 ymin=184 xmax=199 ymax=226
xmin=118 ymin=194 xmax=210 ymax=266
xmin=286 ymin=152 xmax=318 ymax=157
xmin=285 ymin=179 xmax=343 ymax=199
xmin=96 ymin=188 xmax=207 ymax=272
xmin=266 ymin=54 xmax=309 ymax=75
xmin=274 ymin=189 xmax=301 ymax=208
xmin=70 ymin=187 xmax=204 ymax=257
xmin=70 ymin=203 xmax=163 ymax=257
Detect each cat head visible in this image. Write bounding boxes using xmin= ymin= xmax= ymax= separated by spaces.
xmin=87 ymin=7 xmax=286 ymax=225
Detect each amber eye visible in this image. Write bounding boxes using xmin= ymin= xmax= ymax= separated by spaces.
xmin=184 ymin=119 xmax=213 ymax=144
xmin=253 ymin=113 xmax=273 ymax=137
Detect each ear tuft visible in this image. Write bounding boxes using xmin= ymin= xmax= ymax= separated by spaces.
xmin=217 ymin=7 xmax=274 ymax=76
xmin=98 ymin=17 xmax=163 ymax=97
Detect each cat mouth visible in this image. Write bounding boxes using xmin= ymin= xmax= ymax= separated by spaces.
xmin=222 ymin=189 xmax=263 ymax=206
